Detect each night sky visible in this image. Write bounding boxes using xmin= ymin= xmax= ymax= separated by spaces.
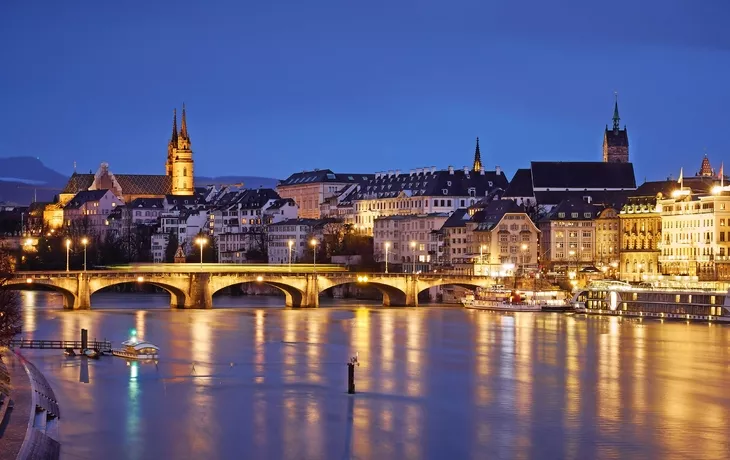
xmin=1 ymin=1 xmax=729 ymax=181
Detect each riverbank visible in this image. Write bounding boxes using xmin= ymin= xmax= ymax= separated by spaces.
xmin=0 ymin=351 xmax=32 ymax=460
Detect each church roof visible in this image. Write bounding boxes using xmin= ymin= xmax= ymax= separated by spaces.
xmin=530 ymin=161 xmax=636 ymax=189
xmin=502 ymin=168 xmax=533 ymax=198
xmin=62 ymin=173 xmax=172 ymax=197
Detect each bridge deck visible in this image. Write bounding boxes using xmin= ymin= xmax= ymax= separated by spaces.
xmin=9 ymin=340 xmax=112 ymax=352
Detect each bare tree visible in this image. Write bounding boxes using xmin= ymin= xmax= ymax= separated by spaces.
xmin=0 ymin=248 xmax=21 ymax=346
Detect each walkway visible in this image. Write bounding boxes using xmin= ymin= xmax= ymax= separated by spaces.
xmin=0 ymin=351 xmax=32 ymax=460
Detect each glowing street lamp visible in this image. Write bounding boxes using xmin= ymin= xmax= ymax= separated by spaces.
xmin=288 ymin=239 xmax=294 ymax=271
xmin=410 ymin=241 xmax=417 ymax=274
xmin=65 ymin=239 xmax=71 ymax=272
xmin=520 ymin=243 xmax=528 ymax=277
xmin=82 ymin=237 xmax=89 ymax=272
xmin=195 ymin=237 xmax=207 ymax=269
xmin=384 ymin=241 xmax=391 ymax=274
xmin=310 ymin=238 xmax=319 ymax=273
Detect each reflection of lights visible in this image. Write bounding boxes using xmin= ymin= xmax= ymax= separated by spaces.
xmin=26 ymin=277 xmax=33 ymax=284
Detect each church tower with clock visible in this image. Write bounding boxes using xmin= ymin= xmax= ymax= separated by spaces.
xmin=166 ymin=104 xmax=195 ymax=196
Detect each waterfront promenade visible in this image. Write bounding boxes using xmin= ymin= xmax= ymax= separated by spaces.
xmin=0 ymin=352 xmax=32 ymax=460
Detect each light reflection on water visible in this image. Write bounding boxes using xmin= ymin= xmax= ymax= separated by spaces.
xmin=15 ymin=291 xmax=730 ymax=460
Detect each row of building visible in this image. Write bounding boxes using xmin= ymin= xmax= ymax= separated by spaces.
xmin=19 ymin=99 xmax=730 ymax=281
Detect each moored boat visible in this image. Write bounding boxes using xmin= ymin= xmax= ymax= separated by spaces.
xmin=573 ymin=282 xmax=730 ymax=322
xmin=111 ymin=337 xmax=160 ymax=360
xmin=461 ymin=288 xmax=543 ymax=312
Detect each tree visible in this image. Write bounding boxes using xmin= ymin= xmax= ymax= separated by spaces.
xmin=165 ymin=229 xmax=179 ymax=263
xmin=0 ymin=248 xmax=21 ymax=346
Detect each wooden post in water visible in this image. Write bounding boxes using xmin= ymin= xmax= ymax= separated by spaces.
xmin=81 ymin=328 xmax=88 ymax=350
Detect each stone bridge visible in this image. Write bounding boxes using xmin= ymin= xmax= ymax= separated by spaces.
xmin=5 ymin=270 xmax=496 ymax=309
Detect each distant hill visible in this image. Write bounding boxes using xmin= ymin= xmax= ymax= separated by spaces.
xmin=0 ymin=156 xmax=281 ymax=205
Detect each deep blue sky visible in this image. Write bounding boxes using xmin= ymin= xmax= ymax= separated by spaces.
xmin=1 ymin=1 xmax=729 ymax=181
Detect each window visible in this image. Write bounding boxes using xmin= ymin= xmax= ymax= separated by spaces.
xmin=571 ymin=212 xmax=579 ymax=218
xmin=558 ymin=212 xmax=565 ymax=218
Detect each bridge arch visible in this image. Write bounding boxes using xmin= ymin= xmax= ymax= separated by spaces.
xmin=88 ymin=278 xmax=189 ymax=309
xmin=2 ymin=279 xmax=78 ymax=309
xmin=209 ymin=276 xmax=306 ymax=308
xmin=317 ymin=278 xmax=408 ymax=307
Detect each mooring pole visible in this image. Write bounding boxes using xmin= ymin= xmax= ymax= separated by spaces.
xmin=81 ymin=328 xmax=88 ymax=350
xmin=347 ymin=353 xmax=359 ymax=394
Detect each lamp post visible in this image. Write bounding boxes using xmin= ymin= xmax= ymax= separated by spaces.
xmin=195 ymin=237 xmax=207 ymax=269
xmin=311 ymin=238 xmax=318 ymax=273
xmin=65 ymin=239 xmax=71 ymax=272
xmin=288 ymin=239 xmax=294 ymax=271
xmin=384 ymin=242 xmax=390 ymax=274
xmin=410 ymin=241 xmax=417 ymax=274
xmin=82 ymin=237 xmax=89 ymax=272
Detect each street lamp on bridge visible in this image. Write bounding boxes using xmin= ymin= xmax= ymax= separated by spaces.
xmin=195 ymin=237 xmax=207 ymax=269
xmin=384 ymin=241 xmax=390 ymax=274
xmin=82 ymin=237 xmax=89 ymax=272
xmin=310 ymin=238 xmax=319 ymax=274
xmin=65 ymin=239 xmax=71 ymax=272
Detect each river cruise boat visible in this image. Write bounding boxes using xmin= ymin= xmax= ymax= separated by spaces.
xmin=573 ymin=281 xmax=730 ymax=322
xmin=111 ymin=338 xmax=160 ymax=360
xmin=461 ymin=288 xmax=542 ymax=312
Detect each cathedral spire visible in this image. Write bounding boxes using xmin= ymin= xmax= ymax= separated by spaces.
xmin=180 ymin=103 xmax=189 ymax=140
xmin=472 ymin=137 xmax=483 ymax=172
xmin=612 ymin=92 xmax=620 ymax=131
xmin=170 ymin=108 xmax=178 ymax=145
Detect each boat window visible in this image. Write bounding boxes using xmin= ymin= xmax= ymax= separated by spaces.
xmin=675 ymin=294 xmax=681 ymax=303
xmin=688 ymin=294 xmax=692 ymax=304
xmin=711 ymin=295 xmax=716 ymax=305
xmin=632 ymin=292 xmax=637 ymax=301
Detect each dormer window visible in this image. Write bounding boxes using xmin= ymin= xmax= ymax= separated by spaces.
xmin=571 ymin=212 xmax=578 ymax=218
xmin=468 ymin=187 xmax=476 ymax=197
xmin=442 ymin=189 xmax=448 ymax=195
xmin=558 ymin=212 xmax=565 ymax=218
xmin=447 ymin=181 xmax=452 ymax=186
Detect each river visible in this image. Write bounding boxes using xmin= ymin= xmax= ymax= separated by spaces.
xmin=14 ymin=291 xmax=730 ymax=460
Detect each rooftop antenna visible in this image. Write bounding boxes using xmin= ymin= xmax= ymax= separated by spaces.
xmin=73 ymin=161 xmax=77 ymax=174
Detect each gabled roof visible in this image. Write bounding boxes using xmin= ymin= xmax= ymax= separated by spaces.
xmin=279 ymin=170 xmax=373 ymax=186
xmin=129 ymin=198 xmax=164 ymax=209
xmin=441 ymin=208 xmax=470 ymax=228
xmin=64 ymin=190 xmax=111 ymax=209
xmin=266 ymin=198 xmax=296 ymax=210
xmin=530 ymin=161 xmax=636 ymax=190
xmin=502 ymin=168 xmax=533 ymax=198
xmin=471 ymin=200 xmax=526 ymax=231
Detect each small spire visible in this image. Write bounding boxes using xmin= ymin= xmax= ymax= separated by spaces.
xmin=180 ymin=102 xmax=189 ymax=139
xmin=170 ymin=108 xmax=178 ymax=145
xmin=612 ymin=92 xmax=620 ymax=131
xmin=472 ymin=137 xmax=483 ymax=172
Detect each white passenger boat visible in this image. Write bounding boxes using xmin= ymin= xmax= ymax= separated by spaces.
xmin=461 ymin=289 xmax=542 ymax=312
xmin=111 ymin=337 xmax=160 ymax=360
xmin=572 ymin=282 xmax=730 ymax=322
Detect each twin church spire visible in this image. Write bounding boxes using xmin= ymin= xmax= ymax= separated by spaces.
xmin=166 ymin=104 xmax=194 ymax=196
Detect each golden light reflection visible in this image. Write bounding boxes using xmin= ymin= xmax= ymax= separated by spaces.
xmin=282 ymin=311 xmax=298 ymax=383
xmin=255 ymin=310 xmax=265 ymax=383
xmin=596 ymin=317 xmax=620 ymax=459
xmin=190 ymin=315 xmax=212 ymax=376
xmin=306 ymin=314 xmax=321 ymax=384
xmin=405 ymin=312 xmax=424 ymax=397
xmin=350 ymin=308 xmax=371 ymax=392
xmin=135 ymin=310 xmax=146 ymax=340
xmin=21 ymin=291 xmax=37 ymax=334
xmin=474 ymin=312 xmax=491 ymax=406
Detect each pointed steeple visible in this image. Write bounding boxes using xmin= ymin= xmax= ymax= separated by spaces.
xmin=472 ymin=137 xmax=483 ymax=172
xmin=170 ymin=108 xmax=178 ymax=145
xmin=180 ymin=103 xmax=189 ymax=140
xmin=612 ymin=92 xmax=620 ymax=131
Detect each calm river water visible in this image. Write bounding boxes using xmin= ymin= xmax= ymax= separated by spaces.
xmin=15 ymin=291 xmax=730 ymax=460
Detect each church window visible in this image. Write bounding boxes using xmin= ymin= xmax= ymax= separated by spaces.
xmin=183 ymin=167 xmax=187 ymax=177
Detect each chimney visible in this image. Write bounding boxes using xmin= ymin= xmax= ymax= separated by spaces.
xmin=463 ymin=166 xmax=469 ymax=174
xmin=410 ymin=169 xmax=415 ymax=176
xmin=395 ymin=169 xmax=401 ymax=177
xmin=480 ymin=169 xmax=485 ymax=175
xmin=388 ymin=170 xmax=394 ymax=177
xmin=416 ymin=168 xmax=423 ymax=175
xmin=448 ymin=166 xmax=454 ymax=175
xmin=495 ymin=166 xmax=502 ymax=175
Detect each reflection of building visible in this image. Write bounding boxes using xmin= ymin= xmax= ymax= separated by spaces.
xmin=372 ymin=213 xmax=450 ymax=273
xmin=467 ymin=200 xmax=539 ymax=276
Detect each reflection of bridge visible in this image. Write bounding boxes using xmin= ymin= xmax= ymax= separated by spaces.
xmin=7 ymin=267 xmax=495 ymax=309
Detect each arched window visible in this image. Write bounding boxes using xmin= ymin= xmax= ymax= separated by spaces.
xmin=183 ymin=167 xmax=187 ymax=177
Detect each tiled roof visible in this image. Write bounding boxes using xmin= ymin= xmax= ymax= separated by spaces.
xmin=62 ymin=173 xmax=172 ymax=196
xmin=534 ymin=190 xmax=631 ymax=208
xmin=502 ymin=168 xmax=533 ymax=198
xmin=441 ymin=208 xmax=470 ymax=228
xmin=64 ymin=190 xmax=110 ymax=209
xmin=129 ymin=198 xmax=164 ymax=209
xmin=530 ymin=161 xmax=636 ymax=190
xmin=604 ymin=128 xmax=628 ymax=147
xmin=472 ymin=200 xmax=526 ymax=231
xmin=213 ymin=188 xmax=281 ymax=210
xmin=279 ymin=170 xmax=373 ymax=186
xmin=540 ymin=198 xmax=603 ymax=222
xmin=353 ymin=168 xmax=508 ymax=200
xmin=266 ymin=198 xmax=296 ymax=210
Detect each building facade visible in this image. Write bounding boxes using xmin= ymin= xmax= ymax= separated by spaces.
xmin=372 ymin=213 xmax=450 ymax=273
xmin=595 ymin=207 xmax=620 ymax=268
xmin=539 ymin=198 xmax=601 ymax=274
xmin=277 ymin=170 xmax=371 ymax=219
xmin=603 ymin=97 xmax=629 ymax=163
